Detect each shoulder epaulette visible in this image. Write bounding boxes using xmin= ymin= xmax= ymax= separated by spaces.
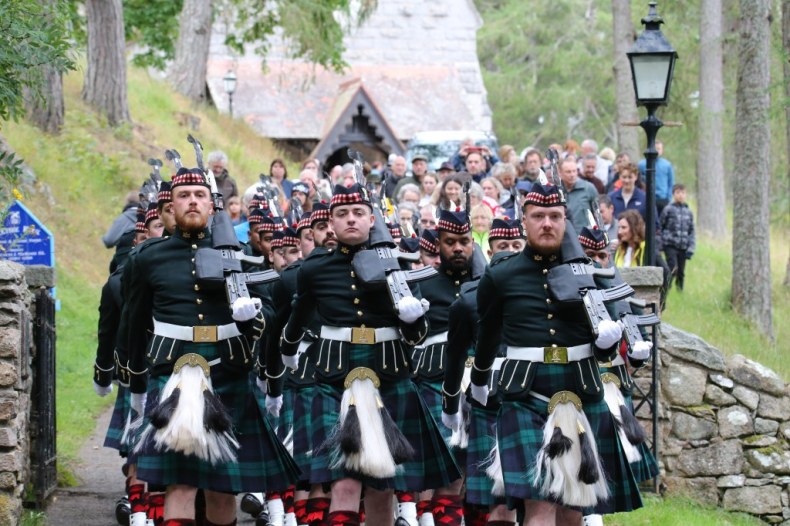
xmin=304 ymin=246 xmax=330 ymax=261
xmin=490 ymin=251 xmax=517 ymax=266
xmin=460 ymin=279 xmax=479 ymax=295
xmin=281 ymin=259 xmax=304 ymax=275
xmin=135 ymin=236 xmax=169 ymax=253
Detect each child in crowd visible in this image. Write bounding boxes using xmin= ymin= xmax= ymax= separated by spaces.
xmin=660 ymin=184 xmax=696 ymax=290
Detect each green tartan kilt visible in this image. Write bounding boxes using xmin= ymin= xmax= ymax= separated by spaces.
xmin=104 ymin=384 xmax=131 ymax=455
xmin=497 ymin=362 xmax=641 ymax=513
xmin=623 ymin=391 xmax=659 ymax=484
xmin=290 ymin=384 xmax=316 ymax=485
xmin=135 ymin=343 xmax=300 ymax=494
xmin=310 ymin=343 xmax=461 ymax=492
xmin=252 ymin=377 xmax=295 ymax=443
xmin=465 ymin=401 xmax=501 ymax=507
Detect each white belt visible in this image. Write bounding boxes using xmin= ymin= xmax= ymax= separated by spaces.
xmin=506 ymin=344 xmax=592 ymax=364
xmin=320 ymin=325 xmax=401 ymax=343
xmin=153 ymin=319 xmax=241 ymax=342
xmin=600 ymin=355 xmax=625 ymax=367
xmin=421 ymin=331 xmax=449 ymax=348
xmin=297 ymin=340 xmax=311 ymax=355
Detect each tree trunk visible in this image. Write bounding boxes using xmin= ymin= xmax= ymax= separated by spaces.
xmin=732 ymin=0 xmax=773 ymax=339
xmin=82 ymin=0 xmax=130 ymax=126
xmin=697 ymin=0 xmax=727 ymax=238
xmin=782 ymin=0 xmax=790 ymax=288
xmin=168 ymin=0 xmax=213 ymax=103
xmin=23 ymin=0 xmax=64 ymax=134
xmin=611 ymin=0 xmax=640 ymax=160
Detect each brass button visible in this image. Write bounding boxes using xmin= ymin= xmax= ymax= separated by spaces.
xmin=543 ymin=283 xmax=548 ymax=290
xmin=550 ymin=329 xmax=556 ymax=335
xmin=196 ymin=298 xmax=203 ymax=305
xmin=543 ymin=269 xmax=548 ymax=275
xmin=455 ymin=293 xmax=460 ymax=297
xmin=194 ymin=284 xmax=200 ymax=291
xmin=551 ymin=344 xmax=558 ymax=348
xmin=547 ymin=313 xmax=553 ymax=320
xmin=353 ymin=298 xmax=360 ymax=304
xmin=350 ymin=271 xmax=356 ymax=277
xmin=191 ymin=257 xmax=195 ymax=263
xmin=191 ymin=270 xmax=196 ymax=276
xmin=357 ymin=310 xmax=363 ymax=317
xmin=198 ymin=314 xmax=204 ymax=320
xmin=546 ymin=298 xmax=551 ymax=304
xmin=454 ymin=280 xmax=460 ymax=286
xmin=351 ymin=284 xmax=357 ymax=291
xmin=191 ymin=244 xmax=198 ymax=250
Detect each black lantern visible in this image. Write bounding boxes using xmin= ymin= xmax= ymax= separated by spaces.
xmin=223 ymin=70 xmax=237 ymax=117
xmin=627 ymin=2 xmax=677 ymax=267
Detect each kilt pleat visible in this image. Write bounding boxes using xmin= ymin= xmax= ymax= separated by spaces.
xmin=291 ymin=385 xmax=316 ymax=482
xmin=623 ymin=391 xmax=659 ymax=484
xmin=465 ymin=401 xmax=499 ymax=506
xmin=104 ymin=384 xmax=131 ymax=455
xmin=135 ymin=343 xmax=300 ymax=493
xmin=309 ymin=343 xmax=461 ymax=492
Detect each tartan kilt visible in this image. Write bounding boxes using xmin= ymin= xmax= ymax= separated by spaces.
xmin=310 ymin=343 xmax=461 ymax=492
xmin=291 ymin=384 xmax=316 ymax=484
xmin=415 ymin=378 xmax=453 ymax=445
xmin=135 ymin=342 xmax=300 ymax=493
xmin=104 ymin=384 xmax=131 ymax=455
xmin=497 ymin=362 xmax=641 ymax=512
xmin=623 ymin=391 xmax=659 ymax=484
xmin=465 ymin=401 xmax=500 ymax=507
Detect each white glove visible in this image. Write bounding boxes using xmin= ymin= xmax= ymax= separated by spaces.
xmin=396 ymin=297 xmax=429 ymax=324
xmin=441 ymin=411 xmax=462 ymax=432
xmin=131 ymin=393 xmax=147 ymax=416
xmin=470 ymin=383 xmax=489 ymax=407
xmin=93 ymin=382 xmax=113 ymax=397
xmin=282 ymin=353 xmax=299 ymax=370
xmin=256 ymin=377 xmax=268 ymax=395
xmin=266 ymin=395 xmax=283 ymax=418
xmin=595 ymin=319 xmax=623 ymax=349
xmin=628 ymin=340 xmax=652 ymax=361
xmin=231 ymin=297 xmax=262 ymax=322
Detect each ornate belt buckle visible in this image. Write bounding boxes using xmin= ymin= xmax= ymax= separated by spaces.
xmin=193 ymin=325 xmax=218 ymax=343
xmin=600 ymin=372 xmax=622 ymax=388
xmin=351 ymin=327 xmax=376 ymax=344
xmin=544 ymin=346 xmax=568 ymax=364
xmin=464 ymin=357 xmax=474 ymax=368
xmin=599 ymin=361 xmax=613 ymax=368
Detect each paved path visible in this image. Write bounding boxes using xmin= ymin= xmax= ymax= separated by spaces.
xmin=45 ymin=406 xmax=256 ymax=525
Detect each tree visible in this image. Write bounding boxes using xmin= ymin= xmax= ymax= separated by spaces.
xmin=0 ymin=0 xmax=74 ymax=127
xmin=611 ymin=0 xmax=640 ymax=160
xmin=82 ymin=0 xmax=130 ymax=126
xmin=783 ymin=0 xmax=790 ymax=289
xmin=696 ymin=0 xmax=727 ymax=238
xmin=732 ymin=0 xmax=773 ymax=338
xmin=168 ymin=0 xmax=213 ymax=102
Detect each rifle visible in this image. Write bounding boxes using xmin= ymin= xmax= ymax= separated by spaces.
xmin=165 ymin=149 xmax=182 ymax=169
xmin=186 ymin=134 xmax=240 ymax=249
xmin=545 ymin=147 xmax=566 ymax=201
xmin=256 ymin=175 xmax=285 ymax=220
xmin=346 ymin=148 xmax=437 ymax=312
xmin=547 ymin=262 xmax=634 ymax=335
xmin=194 ymin=247 xmax=279 ymax=305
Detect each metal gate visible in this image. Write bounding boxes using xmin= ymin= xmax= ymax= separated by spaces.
xmin=30 ymin=289 xmax=57 ymax=507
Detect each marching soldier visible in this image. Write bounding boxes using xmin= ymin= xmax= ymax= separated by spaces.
xmin=441 ymin=218 xmax=527 ymax=526
xmin=125 ymin=168 xmax=298 ymax=526
xmin=280 ymin=183 xmax=461 ymax=526
xmin=470 ymin=182 xmax=629 ymax=525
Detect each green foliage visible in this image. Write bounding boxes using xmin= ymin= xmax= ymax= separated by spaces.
xmin=20 ymin=510 xmax=47 ymax=526
xmin=608 ymin=495 xmax=766 ymax=525
xmin=0 ymin=0 xmax=75 ymax=124
xmin=124 ymin=0 xmax=184 ymax=69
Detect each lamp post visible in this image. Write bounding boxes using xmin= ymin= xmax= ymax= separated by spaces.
xmin=627 ymin=1 xmax=677 ymax=266
xmin=223 ymin=70 xmax=237 ymax=118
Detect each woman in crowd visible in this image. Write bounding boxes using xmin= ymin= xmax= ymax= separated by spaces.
xmin=614 ymin=209 xmax=646 ymax=268
xmin=470 ymin=203 xmax=493 ymax=262
xmin=420 ymin=172 xmax=439 ymax=206
xmin=433 ymin=174 xmax=466 ymax=210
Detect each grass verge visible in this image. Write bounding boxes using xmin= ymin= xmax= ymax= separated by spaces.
xmin=607 ymin=495 xmax=765 ymax=525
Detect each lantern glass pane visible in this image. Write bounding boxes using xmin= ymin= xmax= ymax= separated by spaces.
xmin=631 ymin=55 xmax=671 ymax=101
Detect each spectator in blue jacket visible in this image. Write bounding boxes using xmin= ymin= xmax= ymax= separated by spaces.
xmin=660 ymin=184 xmax=696 ymax=290
xmin=609 ymin=162 xmax=648 ymax=221
xmin=637 ymin=140 xmax=675 ymax=215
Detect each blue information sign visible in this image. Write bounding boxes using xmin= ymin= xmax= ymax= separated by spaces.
xmin=0 ymin=200 xmax=55 ymax=266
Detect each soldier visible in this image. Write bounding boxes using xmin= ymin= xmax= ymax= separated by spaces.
xmin=418 ymin=229 xmax=440 ymax=270
xmin=156 ymin=182 xmax=176 ymax=236
xmin=470 ymin=182 xmax=627 ymax=525
xmin=125 ymin=168 xmax=298 ymax=526
xmin=441 ymin=218 xmax=527 ymax=526
xmin=279 ymin=183 xmax=461 ymax=526
xmin=410 ymin=208 xmax=479 ymax=526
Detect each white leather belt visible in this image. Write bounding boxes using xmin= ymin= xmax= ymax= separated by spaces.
xmin=297 ymin=340 xmax=311 ymax=355
xmin=506 ymin=344 xmax=592 ymax=364
xmin=320 ymin=325 xmax=400 ymax=344
xmin=421 ymin=331 xmax=449 ymax=348
xmin=599 ymin=355 xmax=625 ymax=367
xmin=153 ymin=319 xmax=241 ymax=342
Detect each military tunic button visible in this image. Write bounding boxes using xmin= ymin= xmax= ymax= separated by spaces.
xmin=196 ymin=299 xmax=203 ymax=305
xmin=191 ymin=258 xmax=195 ymax=263
xmin=546 ymin=298 xmax=551 ymax=304
xmin=357 ymin=311 xmax=363 ymax=317
xmin=191 ymin=244 xmax=198 ymax=250
xmin=350 ymin=271 xmax=356 ymax=277
xmin=543 ymin=269 xmax=548 ymax=275
xmin=455 ymin=293 xmax=460 ymax=298
xmin=547 ymin=313 xmax=553 ymax=320
xmin=198 ymin=314 xmax=204 ymax=320
xmin=192 ymin=270 xmax=196 ymax=276
xmin=194 ymin=284 xmax=200 ymax=291
xmin=550 ymin=329 xmax=556 ymax=335
xmin=454 ymin=280 xmax=460 ymax=286
xmin=351 ymin=284 xmax=357 ymax=290
xmin=353 ymin=298 xmax=360 ymax=304
xmin=543 ymin=283 xmax=548 ymax=290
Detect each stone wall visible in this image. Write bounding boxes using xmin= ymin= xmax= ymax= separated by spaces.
xmin=0 ymin=260 xmax=53 ymax=524
xmin=657 ymin=323 xmax=790 ymax=523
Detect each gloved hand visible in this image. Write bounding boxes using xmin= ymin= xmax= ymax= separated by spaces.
xmin=131 ymin=393 xmax=147 ymax=416
xmin=93 ymin=381 xmax=113 ymax=397
xmin=265 ymin=395 xmax=283 ymax=418
xmin=595 ymin=319 xmax=623 ymax=349
xmin=282 ymin=353 xmax=299 ymax=370
xmin=441 ymin=411 xmax=462 ymax=432
xmin=470 ymin=383 xmax=489 ymax=407
xmin=256 ymin=377 xmax=268 ymax=395
xmin=231 ymin=297 xmax=262 ymax=322
xmin=396 ymin=297 xmax=430 ymax=324
xmin=628 ymin=340 xmax=652 ymax=361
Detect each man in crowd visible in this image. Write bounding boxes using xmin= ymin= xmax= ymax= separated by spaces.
xmin=558 ymin=157 xmax=599 ymax=235
xmin=637 ymin=140 xmax=675 ymax=215
xmin=207 ymin=150 xmax=239 ymax=204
